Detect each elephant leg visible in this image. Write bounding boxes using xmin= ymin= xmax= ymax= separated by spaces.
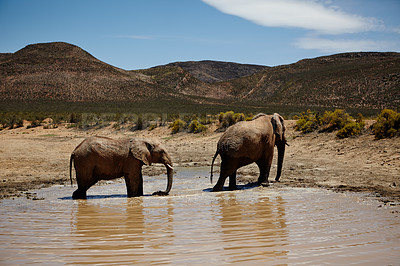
xmin=212 ymin=158 xmax=237 ymax=192
xmin=229 ymin=171 xmax=238 ymax=190
xmin=124 ymin=172 xmax=141 ymax=197
xmin=257 ymin=154 xmax=273 ymax=187
xmin=72 ymin=188 xmax=87 ymax=199
xmin=72 ymin=168 xmax=97 ymax=200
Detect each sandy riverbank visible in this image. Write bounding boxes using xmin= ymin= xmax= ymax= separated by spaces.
xmin=1 ymin=121 xmax=399 ymax=204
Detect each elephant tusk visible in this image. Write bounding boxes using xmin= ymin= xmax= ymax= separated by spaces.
xmin=166 ymin=163 xmax=173 ymax=170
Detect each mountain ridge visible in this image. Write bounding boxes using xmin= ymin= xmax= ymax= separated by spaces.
xmin=1 ymin=42 xmax=399 ymax=110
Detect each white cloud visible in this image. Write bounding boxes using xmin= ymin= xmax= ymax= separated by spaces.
xmin=202 ymin=0 xmax=380 ymax=34
xmin=296 ymin=37 xmax=397 ymax=53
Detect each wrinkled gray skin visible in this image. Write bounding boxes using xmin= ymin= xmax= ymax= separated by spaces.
xmin=70 ymin=136 xmax=173 ymax=199
xmin=211 ymin=113 xmax=287 ymax=191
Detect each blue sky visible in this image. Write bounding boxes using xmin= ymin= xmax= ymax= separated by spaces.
xmin=0 ymin=0 xmax=399 ymax=70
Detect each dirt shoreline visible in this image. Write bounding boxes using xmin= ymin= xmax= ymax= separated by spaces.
xmin=1 ymin=121 xmax=399 ymax=204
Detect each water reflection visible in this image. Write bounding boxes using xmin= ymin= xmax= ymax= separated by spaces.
xmin=214 ymin=192 xmax=288 ymax=263
xmin=70 ymin=197 xmax=178 ymax=265
xmin=1 ymin=168 xmax=399 ymax=265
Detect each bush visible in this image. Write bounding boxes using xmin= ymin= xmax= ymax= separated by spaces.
xmin=336 ymin=121 xmax=364 ymax=139
xmin=233 ymin=113 xmax=245 ymax=123
xmin=218 ymin=111 xmax=235 ymax=129
xmin=169 ymin=119 xmax=186 ymax=134
xmin=218 ymin=111 xmax=251 ymax=129
xmin=295 ymin=110 xmax=321 ymax=133
xmin=296 ymin=109 xmax=365 ymax=138
xmin=320 ymin=109 xmax=352 ymax=132
xmin=188 ymin=119 xmax=207 ymax=133
xmin=373 ymin=109 xmax=400 ymax=139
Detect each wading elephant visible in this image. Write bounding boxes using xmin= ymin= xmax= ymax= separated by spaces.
xmin=69 ymin=136 xmax=173 ymax=199
xmin=210 ymin=113 xmax=287 ymax=191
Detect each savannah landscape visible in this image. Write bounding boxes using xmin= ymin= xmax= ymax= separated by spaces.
xmin=2 ymin=0 xmax=400 ymax=263
xmin=0 ymin=113 xmax=399 ymax=206
xmin=0 ymin=42 xmax=399 ymax=205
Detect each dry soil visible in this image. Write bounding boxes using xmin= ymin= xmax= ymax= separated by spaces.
xmin=1 ymin=121 xmax=399 ymax=205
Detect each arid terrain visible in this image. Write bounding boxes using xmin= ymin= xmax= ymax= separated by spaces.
xmin=1 ymin=120 xmax=399 ymax=205
xmin=1 ymin=42 xmax=399 ymax=109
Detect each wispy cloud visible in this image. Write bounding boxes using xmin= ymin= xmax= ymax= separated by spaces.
xmin=202 ymin=0 xmax=381 ymax=34
xmin=202 ymin=0 xmax=394 ymax=53
xmin=296 ymin=37 xmax=397 ymax=53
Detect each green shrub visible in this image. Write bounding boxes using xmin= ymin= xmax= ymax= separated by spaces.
xmin=218 ymin=111 xmax=251 ymax=129
xmin=169 ymin=119 xmax=186 ymax=134
xmin=296 ymin=109 xmax=365 ymax=138
xmin=245 ymin=113 xmax=254 ymax=121
xmin=199 ymin=115 xmax=213 ymax=125
xmin=373 ymin=109 xmax=400 ymax=139
xmin=188 ymin=119 xmax=207 ymax=133
xmin=233 ymin=113 xmax=245 ymax=123
xmin=320 ymin=109 xmax=352 ymax=132
xmin=218 ymin=111 xmax=235 ymax=129
xmin=336 ymin=121 xmax=364 ymax=139
xmin=295 ymin=110 xmax=321 ymax=133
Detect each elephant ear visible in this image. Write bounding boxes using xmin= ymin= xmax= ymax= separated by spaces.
xmin=271 ymin=113 xmax=285 ymax=141
xmin=129 ymin=139 xmax=153 ymax=165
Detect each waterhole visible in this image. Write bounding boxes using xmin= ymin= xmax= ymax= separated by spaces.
xmin=1 ymin=167 xmax=399 ymax=265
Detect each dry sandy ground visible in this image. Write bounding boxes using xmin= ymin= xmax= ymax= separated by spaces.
xmin=1 ymin=121 xmax=399 ymax=205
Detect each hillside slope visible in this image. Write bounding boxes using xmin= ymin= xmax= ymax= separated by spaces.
xmin=227 ymin=52 xmax=400 ymax=109
xmin=166 ymin=60 xmax=267 ymax=83
xmin=0 ymin=42 xmax=399 ymax=109
xmin=0 ymin=42 xmax=155 ymax=102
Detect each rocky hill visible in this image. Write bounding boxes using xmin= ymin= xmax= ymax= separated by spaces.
xmin=0 ymin=42 xmax=399 ymax=110
xmin=225 ymin=52 xmax=400 ymax=109
xmin=0 ymin=42 xmax=154 ymax=102
xmin=166 ymin=60 xmax=268 ymax=83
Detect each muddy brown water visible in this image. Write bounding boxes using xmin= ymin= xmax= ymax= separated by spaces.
xmin=1 ymin=167 xmax=399 ymax=265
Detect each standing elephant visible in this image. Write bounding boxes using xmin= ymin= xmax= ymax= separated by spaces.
xmin=210 ymin=113 xmax=287 ymax=191
xmin=69 ymin=136 xmax=173 ymax=199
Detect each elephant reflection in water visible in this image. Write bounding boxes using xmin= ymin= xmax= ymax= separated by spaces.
xmin=213 ymin=193 xmax=288 ymax=262
xmin=70 ymin=198 xmax=175 ymax=265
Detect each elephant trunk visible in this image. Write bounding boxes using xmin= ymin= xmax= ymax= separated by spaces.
xmin=165 ymin=163 xmax=174 ymax=194
xmin=275 ymin=142 xmax=285 ymax=182
xmin=152 ymin=163 xmax=173 ymax=196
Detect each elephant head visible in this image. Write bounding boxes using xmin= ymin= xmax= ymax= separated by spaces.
xmin=129 ymin=139 xmax=173 ymax=195
xmin=271 ymin=113 xmax=287 ymax=181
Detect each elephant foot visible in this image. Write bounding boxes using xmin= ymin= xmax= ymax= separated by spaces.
xmin=72 ymin=190 xmax=87 ymax=200
xmin=259 ymin=182 xmax=270 ymax=187
xmin=152 ymin=190 xmax=169 ymax=196
xmin=229 ymin=186 xmax=238 ymax=191
xmin=212 ymin=186 xmax=223 ymax=192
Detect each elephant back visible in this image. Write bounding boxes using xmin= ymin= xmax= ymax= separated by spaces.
xmin=217 ymin=119 xmax=270 ymax=160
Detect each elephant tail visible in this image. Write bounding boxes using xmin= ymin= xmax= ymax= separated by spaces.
xmin=69 ymin=154 xmax=74 ymax=187
xmin=210 ymin=151 xmax=219 ymax=184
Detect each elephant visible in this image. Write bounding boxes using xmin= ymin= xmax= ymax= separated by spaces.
xmin=210 ymin=113 xmax=287 ymax=191
xmin=69 ymin=136 xmax=173 ymax=199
